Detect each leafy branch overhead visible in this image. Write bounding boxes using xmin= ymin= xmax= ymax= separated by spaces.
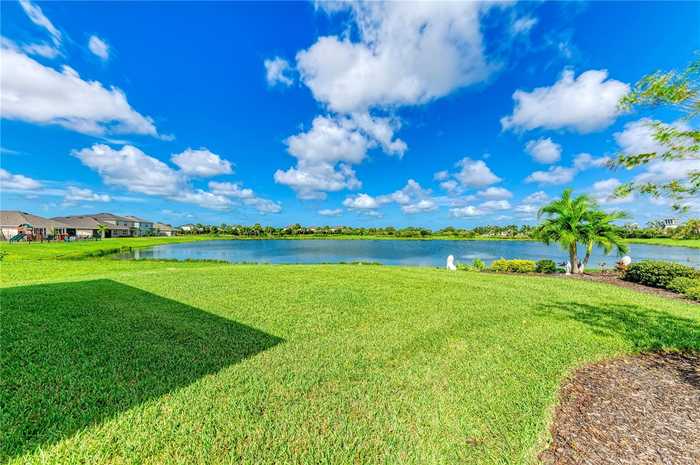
xmin=612 ymin=57 xmax=700 ymax=210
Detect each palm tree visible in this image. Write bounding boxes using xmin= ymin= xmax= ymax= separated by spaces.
xmin=536 ymin=189 xmax=597 ymax=274
xmin=96 ymin=224 xmax=108 ymax=239
xmin=580 ymin=210 xmax=629 ymax=270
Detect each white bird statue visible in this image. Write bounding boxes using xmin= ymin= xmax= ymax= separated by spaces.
xmin=565 ymin=261 xmax=572 ymax=275
xmin=620 ymin=255 xmax=632 ymax=266
xmin=446 ymin=255 xmax=457 ymax=271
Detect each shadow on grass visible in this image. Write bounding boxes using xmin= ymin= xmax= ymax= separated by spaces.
xmin=0 ymin=279 xmax=282 ymax=461
xmin=538 ymin=302 xmax=700 ymax=352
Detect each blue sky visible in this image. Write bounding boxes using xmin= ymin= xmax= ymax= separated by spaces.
xmin=1 ymin=1 xmax=698 ymax=227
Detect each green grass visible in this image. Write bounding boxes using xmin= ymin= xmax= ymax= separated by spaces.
xmin=1 ymin=244 xmax=699 ymax=465
xmin=625 ymin=238 xmax=700 ymax=249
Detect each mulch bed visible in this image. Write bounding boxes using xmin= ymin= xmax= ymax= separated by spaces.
xmin=539 ymin=352 xmax=700 ymax=465
xmin=566 ymin=273 xmax=698 ymax=303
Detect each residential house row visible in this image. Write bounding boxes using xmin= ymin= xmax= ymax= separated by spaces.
xmin=0 ymin=211 xmax=178 ymax=241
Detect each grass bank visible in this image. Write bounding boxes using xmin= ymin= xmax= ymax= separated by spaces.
xmin=624 ymin=238 xmax=700 ymax=249
xmin=2 ymin=244 xmax=698 ymax=464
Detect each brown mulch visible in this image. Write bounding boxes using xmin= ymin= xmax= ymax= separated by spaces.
xmin=540 ymin=352 xmax=700 ymax=465
xmin=567 ymin=274 xmax=698 ymax=303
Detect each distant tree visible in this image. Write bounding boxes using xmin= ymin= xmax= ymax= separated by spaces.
xmin=612 ymin=57 xmax=699 ymax=210
xmin=96 ymin=224 xmax=108 ymax=239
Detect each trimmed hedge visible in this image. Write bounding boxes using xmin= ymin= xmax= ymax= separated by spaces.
xmin=535 ymin=259 xmax=557 ymax=274
xmin=622 ymin=260 xmax=698 ymax=289
xmin=667 ymin=276 xmax=700 ymax=294
xmin=491 ymin=258 xmax=536 ymax=273
xmin=685 ymin=286 xmax=700 ymax=302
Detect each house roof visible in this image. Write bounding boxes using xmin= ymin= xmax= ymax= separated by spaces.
xmin=125 ymin=215 xmax=153 ymax=223
xmin=0 ymin=211 xmax=70 ymax=230
xmin=52 ymin=215 xmax=130 ymax=230
xmin=87 ymin=212 xmax=135 ymax=222
xmin=154 ymin=222 xmax=175 ymax=231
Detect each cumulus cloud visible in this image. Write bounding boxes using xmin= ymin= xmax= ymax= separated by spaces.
xmin=274 ymin=114 xmax=405 ymax=199
xmin=634 ymin=159 xmax=700 ymax=184
xmin=525 ymin=137 xmax=561 ymax=164
xmin=88 ymin=35 xmax=109 ymax=60
xmin=590 ymin=178 xmax=634 ymax=205
xmin=437 ymin=157 xmax=501 ymax=191
xmin=514 ymin=191 xmax=550 ymax=217
xmin=64 ymin=186 xmax=111 ymax=203
xmin=613 ymin=118 xmax=691 ymax=157
xmin=401 ymin=199 xmax=437 ymax=214
xmin=319 ymin=208 xmax=343 ymax=217
xmin=525 ymin=166 xmax=576 ymax=185
xmin=501 ymin=69 xmax=629 ymax=133
xmin=477 ymin=186 xmax=512 ymax=200
xmin=479 ymin=199 xmax=511 ymax=211
xmin=343 ymin=193 xmax=380 ymax=210
xmin=573 ymin=152 xmax=610 ymax=170
xmin=171 ymin=148 xmax=233 ymax=177
xmin=0 ymin=168 xmax=42 ymax=190
xmin=71 ymin=144 xmax=246 ymax=211
xmin=296 ymin=2 xmax=503 ymax=113
xmin=264 ymin=57 xmax=294 ymax=86
xmin=209 ymin=181 xmax=281 ymax=214
xmin=449 ymin=205 xmax=483 ymax=217
xmin=0 ymin=44 xmax=158 ymax=137
xmin=433 ymin=170 xmax=449 ymax=181
xmin=342 ymin=179 xmax=438 ymax=215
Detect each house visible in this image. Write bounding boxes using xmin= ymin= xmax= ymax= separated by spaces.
xmin=52 ymin=215 xmax=107 ymax=238
xmin=154 ymin=222 xmax=177 ymax=236
xmin=125 ymin=215 xmax=155 ymax=236
xmin=180 ymin=223 xmax=196 ymax=232
xmin=662 ymin=218 xmax=679 ymax=229
xmin=86 ymin=213 xmax=135 ymax=237
xmin=0 ymin=211 xmax=69 ymax=241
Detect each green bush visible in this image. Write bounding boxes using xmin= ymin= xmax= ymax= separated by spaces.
xmin=685 ymin=286 xmax=700 ymax=301
xmin=472 ymin=258 xmax=485 ymax=271
xmin=535 ymin=259 xmax=557 ymax=274
xmin=622 ymin=260 xmax=698 ymax=289
xmin=666 ymin=276 xmax=700 ymax=294
xmin=490 ymin=258 xmax=536 ymax=273
xmin=457 ymin=263 xmax=473 ymax=271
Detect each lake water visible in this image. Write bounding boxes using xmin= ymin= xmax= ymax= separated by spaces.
xmin=123 ymin=239 xmax=700 ymax=268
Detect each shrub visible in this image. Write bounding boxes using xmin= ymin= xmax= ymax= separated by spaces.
xmin=622 ymin=260 xmax=698 ymax=289
xmin=457 ymin=263 xmax=473 ymax=271
xmin=472 ymin=258 xmax=485 ymax=271
xmin=535 ymin=259 xmax=557 ymax=274
xmin=490 ymin=258 xmax=536 ymax=273
xmin=685 ymin=286 xmax=700 ymax=302
xmin=666 ymin=276 xmax=700 ymax=294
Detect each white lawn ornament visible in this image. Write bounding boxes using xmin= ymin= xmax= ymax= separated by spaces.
xmin=565 ymin=261 xmax=572 ymax=275
xmin=620 ymin=256 xmax=632 ymax=266
xmin=446 ymin=255 xmax=457 ymax=271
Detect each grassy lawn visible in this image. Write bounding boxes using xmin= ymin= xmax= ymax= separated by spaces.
xmin=1 ymin=243 xmax=699 ymax=465
xmin=624 ymin=237 xmax=700 ymax=249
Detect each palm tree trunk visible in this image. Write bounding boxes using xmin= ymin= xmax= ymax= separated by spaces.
xmin=569 ymin=243 xmax=579 ymax=274
xmin=581 ymin=242 xmax=593 ymax=273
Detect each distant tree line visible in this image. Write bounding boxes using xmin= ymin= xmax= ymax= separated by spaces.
xmin=178 ymin=219 xmax=699 ymax=240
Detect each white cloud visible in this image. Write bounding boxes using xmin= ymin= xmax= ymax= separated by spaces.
xmin=296 ymin=2 xmax=503 ymax=113
xmin=477 ymin=186 xmax=512 ymax=200
xmin=454 ymin=157 xmax=501 ymax=188
xmin=613 ymin=118 xmax=691 ymax=156
xmin=479 ymin=199 xmax=511 ymax=211
xmin=522 ymin=191 xmax=550 ymax=204
xmin=171 ymin=148 xmax=233 ymax=177
xmin=635 ymin=159 xmax=700 ymax=184
xmin=19 ymin=0 xmax=62 ymax=47
xmin=514 ymin=191 xmax=550 ymax=217
xmin=88 ymin=35 xmax=109 ymax=60
xmin=64 ymin=186 xmax=111 ymax=203
xmin=21 ymin=42 xmax=59 ymax=58
xmin=525 ymin=166 xmax=576 ymax=185
xmin=449 ymin=205 xmax=483 ymax=217
xmin=264 ymin=57 xmax=294 ymax=86
xmin=440 ymin=180 xmax=459 ymax=193
xmin=208 ymin=181 xmax=281 ymax=214
xmin=0 ymin=168 xmax=42 ymax=190
xmin=343 ymin=193 xmax=380 ymax=210
xmin=401 ymin=199 xmax=437 ymax=214
xmin=72 ymin=144 xmax=237 ymax=211
xmin=525 ymin=137 xmax=561 ymax=164
xmin=573 ymin=152 xmax=610 ymax=170
xmin=0 ymin=45 xmax=158 ymax=137
xmin=512 ymin=16 xmax=537 ymax=35
xmin=274 ymin=114 xmax=404 ymax=199
xmin=591 ymin=178 xmax=634 ymax=205
xmin=501 ymin=69 xmax=629 ymax=133
xmin=319 ymin=208 xmax=342 ymax=217
xmin=433 ymin=170 xmax=449 ymax=181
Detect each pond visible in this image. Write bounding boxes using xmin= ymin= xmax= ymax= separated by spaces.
xmin=120 ymin=239 xmax=700 ymax=268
